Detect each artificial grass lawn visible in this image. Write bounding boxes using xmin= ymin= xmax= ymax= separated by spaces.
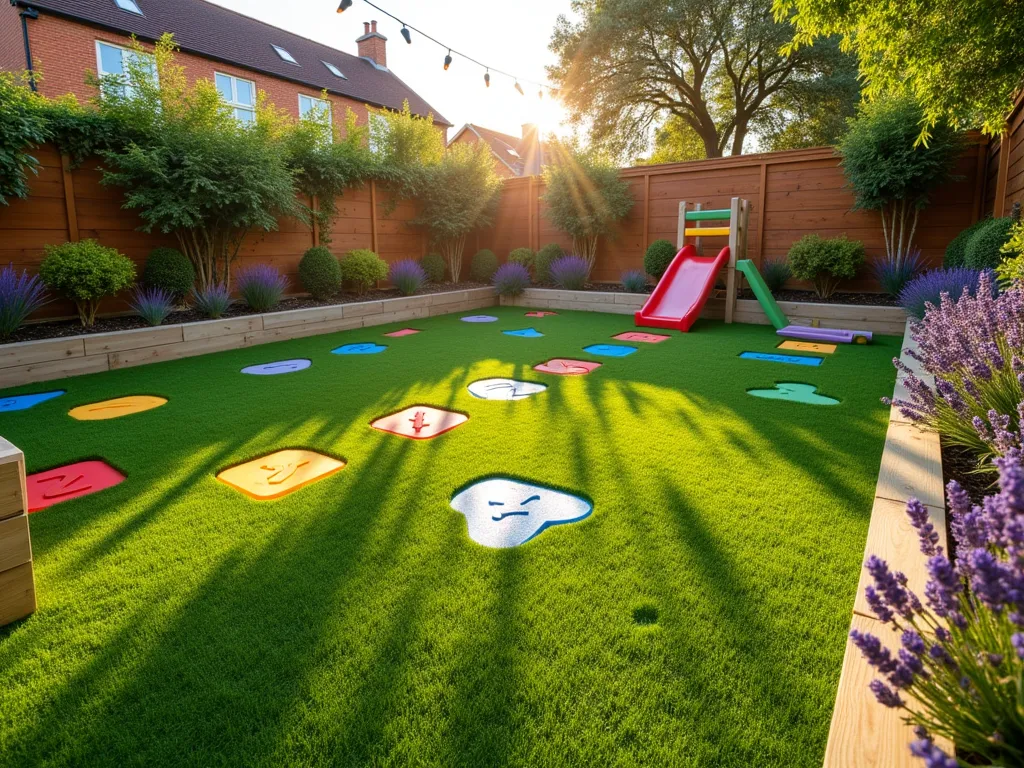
xmin=0 ymin=308 xmax=899 ymax=767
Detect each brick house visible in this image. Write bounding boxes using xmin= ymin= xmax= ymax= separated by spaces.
xmin=448 ymin=123 xmax=546 ymax=177
xmin=1 ymin=0 xmax=449 ymax=137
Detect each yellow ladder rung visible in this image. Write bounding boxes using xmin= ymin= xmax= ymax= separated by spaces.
xmin=683 ymin=226 xmax=730 ymax=237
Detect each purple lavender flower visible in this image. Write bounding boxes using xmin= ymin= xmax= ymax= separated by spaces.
xmin=621 ymin=269 xmax=648 ymax=293
xmin=873 ymin=247 xmax=924 ymax=297
xmin=866 ymin=555 xmax=915 ymax=619
xmin=909 ymin=737 xmax=958 ymax=768
xmin=907 ymin=499 xmax=941 ymax=556
xmin=850 ymin=629 xmax=897 ymax=674
xmin=865 ymin=586 xmax=894 ymax=623
xmin=901 ymin=629 xmax=925 ymax=656
xmin=190 ymin=284 xmax=232 ymax=319
xmin=924 ymin=554 xmax=961 ymax=616
xmin=388 ymin=259 xmax=427 ymax=296
xmin=969 ymin=549 xmax=1009 ymax=612
xmin=898 ymin=266 xmax=992 ymax=320
xmin=868 ymin=679 xmax=903 ymax=708
xmin=0 ymin=264 xmax=48 ymax=338
xmin=236 ymin=265 xmax=287 ymax=312
xmin=492 ymin=262 xmax=531 ymax=297
xmin=1012 ymin=633 xmax=1024 ymax=659
xmin=549 ymin=255 xmax=591 ymax=290
xmin=129 ymin=287 xmax=175 ymax=326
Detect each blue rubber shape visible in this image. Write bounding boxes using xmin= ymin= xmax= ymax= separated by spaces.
xmin=332 ymin=343 xmax=387 ymax=355
xmin=583 ymin=344 xmax=637 ymax=357
xmin=0 ymin=390 xmax=65 ymax=412
xmin=739 ymin=352 xmax=822 ymax=367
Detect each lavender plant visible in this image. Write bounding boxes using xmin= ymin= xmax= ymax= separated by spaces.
xmin=888 ymin=272 xmax=1023 ymax=465
xmin=492 ymin=262 xmax=530 ymax=297
xmin=873 ymin=247 xmax=926 ymax=297
xmin=0 ymin=265 xmax=47 ymax=339
xmin=190 ymin=283 xmax=232 ymax=319
xmin=549 ymin=255 xmax=590 ymax=291
xmin=621 ymin=269 xmax=647 ymax=293
xmin=898 ymin=267 xmax=990 ymax=320
xmin=854 ymin=459 xmax=1024 ymax=766
xmin=761 ymin=257 xmax=792 ymax=293
xmin=236 ymin=265 xmax=287 ymax=312
xmin=389 ymin=259 xmax=427 ymax=296
xmin=129 ymin=287 xmax=175 ymax=326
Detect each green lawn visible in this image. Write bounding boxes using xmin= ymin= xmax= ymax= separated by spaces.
xmin=0 ymin=308 xmax=898 ymax=767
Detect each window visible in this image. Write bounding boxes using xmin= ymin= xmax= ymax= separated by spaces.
xmin=113 ymin=0 xmax=143 ymax=14
xmin=369 ymin=112 xmax=386 ymax=154
xmin=272 ymin=45 xmax=298 ymax=65
xmin=95 ymin=40 xmax=156 ymax=98
xmin=215 ymin=72 xmax=256 ymax=123
xmin=299 ymin=94 xmax=331 ymax=125
xmin=322 ymin=61 xmax=346 ymax=79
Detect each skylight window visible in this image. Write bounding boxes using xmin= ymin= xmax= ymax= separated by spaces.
xmin=272 ymin=45 xmax=298 ymax=65
xmin=114 ymin=0 xmax=143 ymax=14
xmin=507 ymin=148 xmax=521 ymax=157
xmin=322 ymin=61 xmax=346 ymax=79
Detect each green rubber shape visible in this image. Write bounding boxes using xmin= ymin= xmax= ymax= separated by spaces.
xmin=747 ymin=382 xmax=839 ymax=406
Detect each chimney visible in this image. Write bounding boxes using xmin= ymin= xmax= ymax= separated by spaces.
xmin=356 ymin=20 xmax=387 ymax=68
xmin=520 ymin=123 xmax=542 ymax=176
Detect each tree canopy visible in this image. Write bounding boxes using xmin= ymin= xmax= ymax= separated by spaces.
xmin=774 ymin=0 xmax=1024 ymax=140
xmin=548 ymin=0 xmax=857 ymax=159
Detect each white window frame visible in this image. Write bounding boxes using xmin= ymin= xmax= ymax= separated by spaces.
xmin=215 ymin=72 xmax=256 ymax=123
xmin=272 ymin=45 xmax=299 ymax=65
xmin=298 ymin=94 xmax=332 ymax=126
xmin=94 ymin=40 xmax=156 ymax=98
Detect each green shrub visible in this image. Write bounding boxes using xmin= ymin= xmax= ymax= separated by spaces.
xmin=141 ymin=247 xmax=194 ymax=301
xmin=508 ymin=247 xmax=535 ymax=271
xmin=339 ymin=249 xmax=388 ymax=295
xmin=470 ymin=249 xmax=499 ymax=282
xmin=644 ymin=239 xmax=677 ymax=279
xmin=787 ymin=234 xmax=864 ymax=298
xmin=39 ymin=239 xmax=135 ymax=326
xmin=298 ymin=246 xmax=342 ymax=299
xmin=964 ymin=217 xmax=1015 ymax=270
xmin=945 ymin=219 xmax=989 ymax=267
xmin=420 ymin=252 xmax=446 ymax=283
xmin=534 ymin=243 xmax=564 ymax=284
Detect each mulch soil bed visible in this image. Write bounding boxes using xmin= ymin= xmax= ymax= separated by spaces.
xmin=9 ymin=282 xmax=489 ymax=344
xmin=941 ymin=439 xmax=991 ymax=505
xmin=737 ymin=288 xmax=898 ymax=307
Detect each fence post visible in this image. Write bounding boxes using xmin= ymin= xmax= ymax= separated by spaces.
xmin=995 ymin=130 xmax=1011 ymax=217
xmin=724 ymin=197 xmax=742 ymax=324
xmin=642 ymin=172 xmax=651 ymax=252
xmin=676 ymin=201 xmax=687 ymax=250
xmin=311 ymin=195 xmax=320 ymax=248
xmin=370 ymin=180 xmax=379 ymax=253
xmin=61 ymin=154 xmax=79 ymax=243
xmin=756 ymin=162 xmax=767 ymax=264
xmin=0 ymin=438 xmax=36 ymax=628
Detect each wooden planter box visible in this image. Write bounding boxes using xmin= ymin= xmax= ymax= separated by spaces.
xmin=0 ymin=288 xmax=496 ymax=389
xmin=0 ymin=438 xmax=34 ymax=628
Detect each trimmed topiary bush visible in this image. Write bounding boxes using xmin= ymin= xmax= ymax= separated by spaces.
xmin=236 ymin=265 xmax=287 ymax=312
xmin=420 ymin=252 xmax=446 ymax=283
xmin=508 ymin=247 xmax=535 ymax=271
xmin=470 ymin=249 xmax=499 ymax=282
xmin=644 ymin=239 xmax=677 ymax=279
xmin=534 ymin=243 xmax=564 ymax=284
xmin=142 ymin=247 xmax=194 ymax=302
xmin=945 ymin=219 xmax=989 ymax=267
xmin=38 ymin=239 xmax=136 ymax=326
xmin=389 ymin=259 xmax=427 ymax=296
xmin=787 ymin=234 xmax=864 ymax=298
xmin=298 ymin=246 xmax=342 ymax=300
xmin=493 ymin=262 xmax=530 ymax=297
xmin=340 ymin=249 xmax=388 ymax=294
xmin=964 ymin=217 xmax=1015 ymax=270
xmin=621 ymin=270 xmax=647 ymax=293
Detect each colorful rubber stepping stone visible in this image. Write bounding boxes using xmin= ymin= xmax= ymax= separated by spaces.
xmin=371 ymin=406 xmax=468 ymax=440
xmin=584 ymin=344 xmax=637 ymax=357
xmin=0 ymin=390 xmax=65 ymax=412
xmin=503 ymin=328 xmax=544 ymax=338
xmin=613 ymin=332 xmax=670 ymax=343
xmin=241 ymin=359 xmax=311 ymax=375
xmin=461 ymin=315 xmax=499 ymax=323
xmin=747 ymin=382 xmax=840 ymax=406
xmin=332 ymin=343 xmax=387 ymax=355
xmin=778 ymin=340 xmax=836 ymax=354
xmin=68 ymin=395 xmax=167 ymax=421
xmin=467 ymin=378 xmax=548 ymax=400
xmin=739 ymin=352 xmax=823 ymax=367
xmin=27 ymin=460 xmax=126 ymax=513
xmin=217 ymin=449 xmax=346 ymax=500
xmin=525 ymin=311 xmax=557 ymax=317
xmin=450 ymin=477 xmax=592 ymax=549
xmin=534 ymin=359 xmax=602 ymax=376
xmin=384 ymin=328 xmax=421 ymax=337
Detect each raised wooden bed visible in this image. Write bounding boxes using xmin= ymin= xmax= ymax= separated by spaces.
xmin=500 ymin=288 xmax=907 ymax=335
xmin=0 ymin=288 xmax=495 ymax=389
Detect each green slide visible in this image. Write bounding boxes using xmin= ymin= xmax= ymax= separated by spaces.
xmin=736 ymin=259 xmax=789 ymax=330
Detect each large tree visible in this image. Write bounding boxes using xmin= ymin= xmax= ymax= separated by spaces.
xmin=775 ymin=0 xmax=1024 ymax=140
xmin=549 ymin=0 xmax=853 ymax=159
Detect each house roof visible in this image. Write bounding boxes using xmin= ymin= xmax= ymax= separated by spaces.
xmin=449 ymin=123 xmax=539 ymax=175
xmin=15 ymin=0 xmax=450 ymax=125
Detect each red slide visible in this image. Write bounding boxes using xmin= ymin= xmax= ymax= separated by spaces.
xmin=635 ymin=244 xmax=730 ymax=332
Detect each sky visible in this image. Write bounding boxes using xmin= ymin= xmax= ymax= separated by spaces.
xmin=208 ymin=0 xmax=576 ymax=141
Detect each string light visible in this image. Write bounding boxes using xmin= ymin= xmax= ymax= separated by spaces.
xmin=344 ymin=0 xmax=558 ymax=97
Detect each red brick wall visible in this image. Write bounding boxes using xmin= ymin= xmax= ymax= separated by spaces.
xmin=0 ymin=1 xmax=26 ymax=73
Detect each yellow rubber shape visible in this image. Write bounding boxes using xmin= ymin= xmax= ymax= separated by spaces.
xmin=217 ymin=449 xmax=345 ymax=500
xmin=683 ymin=227 xmax=731 ymax=237
xmin=778 ymin=340 xmax=837 ymax=354
xmin=69 ymin=395 xmax=168 ymax=421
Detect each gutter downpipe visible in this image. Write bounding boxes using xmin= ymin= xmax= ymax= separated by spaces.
xmin=17 ymin=4 xmax=39 ymax=92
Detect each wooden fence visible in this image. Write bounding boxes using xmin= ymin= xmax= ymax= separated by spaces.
xmin=983 ymin=96 xmax=1024 ymax=218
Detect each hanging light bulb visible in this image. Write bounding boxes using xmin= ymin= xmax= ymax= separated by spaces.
xmin=538 ymin=89 xmax=543 ymax=99
xmin=514 ymin=80 xmax=524 ymax=96
xmin=400 ymin=24 xmax=411 ymax=44
xmin=444 ymin=50 xmax=452 ymax=70
xmin=484 ymin=70 xmax=490 ymax=87
xmin=336 ymin=0 xmax=352 ymax=11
